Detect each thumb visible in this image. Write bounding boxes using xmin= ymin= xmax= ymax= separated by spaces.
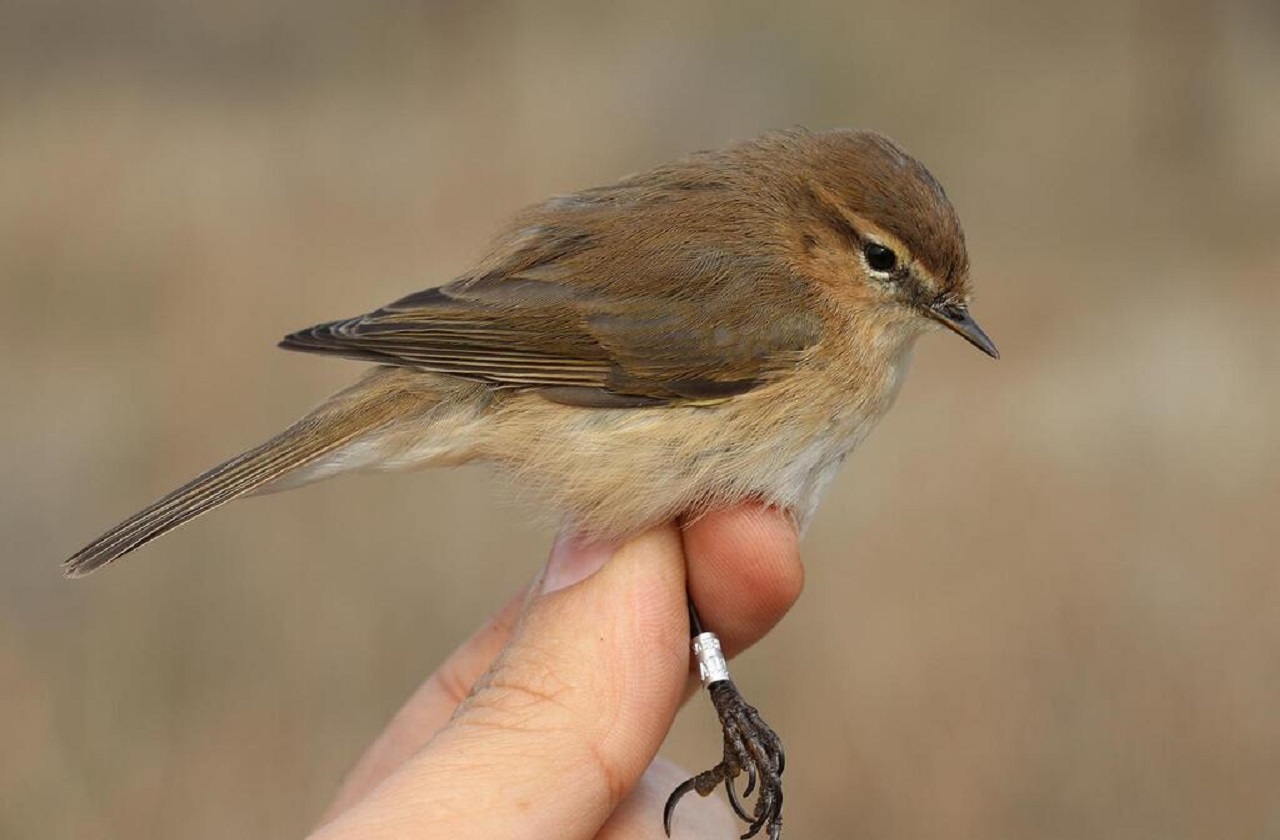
xmin=314 ymin=525 xmax=692 ymax=840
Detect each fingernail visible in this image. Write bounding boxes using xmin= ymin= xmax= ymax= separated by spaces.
xmin=542 ymin=534 xmax=615 ymax=594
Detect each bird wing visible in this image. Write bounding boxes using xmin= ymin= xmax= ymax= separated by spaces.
xmin=279 ymin=224 xmax=821 ymax=407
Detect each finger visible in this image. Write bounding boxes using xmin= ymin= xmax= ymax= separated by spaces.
xmin=317 ymin=586 xmax=528 ymax=824
xmin=682 ymin=503 xmax=804 ymax=658
xmin=310 ymin=525 xmax=692 ymax=840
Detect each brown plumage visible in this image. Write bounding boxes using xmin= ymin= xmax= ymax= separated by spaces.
xmin=64 ymin=127 xmax=998 ymax=840
xmin=66 ymin=128 xmax=995 ymax=577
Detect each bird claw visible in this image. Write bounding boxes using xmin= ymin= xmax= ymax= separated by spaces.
xmin=663 ymin=680 xmax=785 ymax=840
xmin=725 ymin=773 xmax=751 ymax=822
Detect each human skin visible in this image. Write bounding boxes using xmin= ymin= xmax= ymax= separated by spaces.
xmin=306 ymin=504 xmax=803 ymax=840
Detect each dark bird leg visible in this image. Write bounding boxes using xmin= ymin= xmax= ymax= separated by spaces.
xmin=664 ymin=596 xmax=785 ymax=840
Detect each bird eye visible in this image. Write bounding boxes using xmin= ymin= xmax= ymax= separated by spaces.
xmin=863 ymin=242 xmax=898 ymax=273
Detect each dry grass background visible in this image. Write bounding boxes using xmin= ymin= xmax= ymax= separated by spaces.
xmin=3 ymin=1 xmax=1279 ymax=837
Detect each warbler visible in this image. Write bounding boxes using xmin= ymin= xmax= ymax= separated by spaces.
xmin=66 ymin=128 xmax=997 ymax=839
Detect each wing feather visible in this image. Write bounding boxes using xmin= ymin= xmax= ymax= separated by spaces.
xmin=279 ymin=192 xmax=822 ymax=404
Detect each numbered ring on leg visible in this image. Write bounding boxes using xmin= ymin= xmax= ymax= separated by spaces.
xmin=692 ymin=631 xmax=730 ymax=687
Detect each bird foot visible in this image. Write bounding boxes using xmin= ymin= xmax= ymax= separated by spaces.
xmin=664 ymin=679 xmax=785 ymax=840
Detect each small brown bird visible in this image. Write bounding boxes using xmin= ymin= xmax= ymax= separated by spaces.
xmin=66 ymin=128 xmax=996 ymax=839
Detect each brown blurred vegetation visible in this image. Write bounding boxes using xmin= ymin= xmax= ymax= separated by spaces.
xmin=3 ymin=1 xmax=1279 ymax=837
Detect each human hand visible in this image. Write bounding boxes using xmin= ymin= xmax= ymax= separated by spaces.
xmin=307 ymin=504 xmax=803 ymax=839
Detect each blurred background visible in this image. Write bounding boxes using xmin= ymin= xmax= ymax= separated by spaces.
xmin=3 ymin=0 xmax=1279 ymax=837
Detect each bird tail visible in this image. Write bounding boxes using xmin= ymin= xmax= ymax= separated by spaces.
xmin=63 ymin=368 xmax=434 ymax=578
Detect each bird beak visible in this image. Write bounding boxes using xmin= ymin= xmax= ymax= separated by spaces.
xmin=930 ymin=303 xmax=999 ymax=359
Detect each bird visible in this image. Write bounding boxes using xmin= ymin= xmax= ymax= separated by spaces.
xmin=65 ymin=128 xmax=997 ymax=839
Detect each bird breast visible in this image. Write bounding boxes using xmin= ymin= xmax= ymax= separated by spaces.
xmin=482 ymin=333 xmax=919 ymax=538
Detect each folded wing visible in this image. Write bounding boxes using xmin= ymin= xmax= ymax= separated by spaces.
xmin=281 ymin=203 xmax=822 ymax=406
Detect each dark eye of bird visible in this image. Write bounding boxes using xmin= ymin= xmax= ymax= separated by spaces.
xmin=863 ymin=242 xmax=898 ymax=273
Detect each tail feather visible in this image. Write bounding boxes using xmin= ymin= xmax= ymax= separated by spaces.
xmin=63 ymin=368 xmax=431 ymax=578
xmin=63 ymin=422 xmax=356 ymax=577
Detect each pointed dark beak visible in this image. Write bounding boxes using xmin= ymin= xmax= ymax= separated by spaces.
xmin=930 ymin=303 xmax=999 ymax=359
